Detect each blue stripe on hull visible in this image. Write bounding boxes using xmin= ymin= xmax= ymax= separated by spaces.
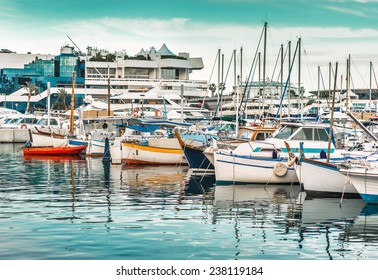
xmin=216 ymin=180 xmax=295 ymax=186
xmin=217 ymin=159 xmax=295 ymax=171
xmin=69 ymin=140 xmax=88 ymax=147
xmin=360 ymin=194 xmax=378 ymax=204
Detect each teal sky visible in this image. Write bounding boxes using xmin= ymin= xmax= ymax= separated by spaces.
xmin=1 ymin=0 xmax=378 ymax=91
xmin=2 ymin=0 xmax=377 ymax=28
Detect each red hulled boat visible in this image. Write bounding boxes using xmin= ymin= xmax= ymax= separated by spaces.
xmin=23 ymin=145 xmax=87 ymax=156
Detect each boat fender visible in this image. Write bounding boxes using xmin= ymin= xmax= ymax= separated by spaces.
xmin=25 ymin=140 xmax=32 ymax=148
xmin=287 ymin=157 xmax=296 ymax=167
xmin=273 ymin=162 xmax=287 ymax=177
xmin=21 ymin=124 xmax=28 ymax=129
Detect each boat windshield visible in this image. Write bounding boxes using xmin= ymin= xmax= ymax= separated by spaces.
xmin=273 ymin=125 xmax=299 ymax=139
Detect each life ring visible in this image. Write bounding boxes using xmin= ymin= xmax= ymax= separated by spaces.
xmin=21 ymin=124 xmax=27 ymax=129
xmin=273 ymin=162 xmax=288 ymax=177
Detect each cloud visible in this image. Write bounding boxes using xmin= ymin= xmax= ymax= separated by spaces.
xmin=0 ymin=5 xmax=18 ymax=18
xmin=1 ymin=16 xmax=377 ymax=91
xmin=323 ymin=5 xmax=372 ymax=17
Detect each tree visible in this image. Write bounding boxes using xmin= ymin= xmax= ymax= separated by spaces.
xmin=53 ymin=88 xmax=67 ymax=110
xmin=21 ymin=82 xmax=39 ymax=113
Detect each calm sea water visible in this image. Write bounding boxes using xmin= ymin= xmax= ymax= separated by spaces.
xmin=1 ymin=143 xmax=378 ymax=260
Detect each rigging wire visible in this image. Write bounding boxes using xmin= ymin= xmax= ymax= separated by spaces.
xmin=214 ymin=51 xmax=235 ymax=116
xmin=238 ymin=23 xmax=265 ymax=115
xmin=301 ymin=42 xmax=317 ymax=92
xmin=351 ymin=58 xmax=369 ymax=89
xmin=372 ymin=63 xmax=378 ymax=88
xmin=201 ymin=49 xmax=220 ymax=111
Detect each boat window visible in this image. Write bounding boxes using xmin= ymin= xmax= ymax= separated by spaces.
xmin=274 ymin=126 xmax=299 ymax=139
xmin=255 ymin=132 xmax=270 ymax=141
xmin=314 ymin=128 xmax=328 ymax=141
xmin=9 ymin=118 xmax=21 ymax=124
xmin=20 ymin=118 xmax=35 ymax=124
xmin=239 ymin=130 xmax=253 ymax=140
xmin=50 ymin=119 xmax=58 ymax=126
xmin=292 ymin=128 xmax=313 ymax=140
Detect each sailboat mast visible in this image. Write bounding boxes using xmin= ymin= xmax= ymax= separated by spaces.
xmin=328 ymin=62 xmax=331 ymax=110
xmin=317 ymin=66 xmax=320 ymax=112
xmin=298 ymin=37 xmax=302 ymax=119
xmin=217 ymin=48 xmax=221 ymax=98
xmin=69 ymin=71 xmax=76 ymax=135
xmin=234 ymin=49 xmax=239 ymax=136
xmin=240 ymin=46 xmax=243 ymax=88
xmin=288 ymin=41 xmax=291 ymax=118
xmin=280 ymin=44 xmax=283 ymax=119
xmin=327 ymin=62 xmax=338 ymax=163
xmin=107 ymin=76 xmax=111 ymax=117
xmin=262 ymin=21 xmax=267 ymax=116
xmin=258 ymin=52 xmax=261 ymax=114
xmin=346 ymin=55 xmax=350 ymax=111
xmin=370 ymin=61 xmax=372 ymax=111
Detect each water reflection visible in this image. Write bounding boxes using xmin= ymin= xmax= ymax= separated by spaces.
xmin=2 ymin=143 xmax=378 ymax=260
xmin=212 ymin=183 xmax=371 ymax=259
xmin=346 ymin=205 xmax=378 ymax=243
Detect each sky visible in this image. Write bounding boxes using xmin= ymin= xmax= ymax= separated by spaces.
xmin=1 ymin=0 xmax=378 ymax=93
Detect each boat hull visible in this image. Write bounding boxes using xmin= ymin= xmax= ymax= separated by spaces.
xmin=182 ymin=145 xmax=214 ymax=171
xmin=297 ymin=159 xmax=359 ymax=196
xmin=122 ymin=142 xmax=187 ymax=165
xmin=31 ymin=132 xmax=67 ymax=147
xmin=341 ymin=168 xmax=378 ymax=203
xmin=214 ymin=152 xmax=298 ymax=184
xmin=87 ymin=139 xmax=105 ymax=157
xmin=23 ymin=145 xmax=87 ymax=155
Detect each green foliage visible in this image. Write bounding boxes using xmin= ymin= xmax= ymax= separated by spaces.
xmin=52 ymin=88 xmax=67 ymax=110
xmin=89 ymin=52 xmax=116 ymax=62
xmin=22 ymin=82 xmax=39 ymax=113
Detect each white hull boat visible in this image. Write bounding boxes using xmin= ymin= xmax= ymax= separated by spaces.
xmin=214 ymin=151 xmax=298 ymax=184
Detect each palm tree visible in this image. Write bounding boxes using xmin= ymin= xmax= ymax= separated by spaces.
xmin=53 ymin=88 xmax=67 ymax=110
xmin=21 ymin=82 xmax=39 ymax=113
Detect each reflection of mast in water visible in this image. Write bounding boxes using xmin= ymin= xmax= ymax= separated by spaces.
xmin=300 ymin=197 xmax=365 ymax=259
xmin=103 ymin=161 xmax=113 ymax=226
xmin=233 ymin=207 xmax=240 ymax=259
xmin=70 ymin=160 xmax=76 ymax=222
xmin=213 ymin=184 xmax=302 ymax=257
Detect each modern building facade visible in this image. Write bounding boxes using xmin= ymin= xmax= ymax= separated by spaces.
xmin=0 ymin=44 xmax=207 ymax=112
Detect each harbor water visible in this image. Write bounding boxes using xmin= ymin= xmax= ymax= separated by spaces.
xmin=1 ymin=143 xmax=378 ymax=260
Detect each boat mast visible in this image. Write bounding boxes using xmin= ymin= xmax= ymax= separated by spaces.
xmin=317 ymin=66 xmax=320 ymax=113
xmin=275 ymin=39 xmax=299 ymax=119
xmin=327 ymin=62 xmax=338 ymax=163
xmin=262 ymin=21 xmax=267 ymax=117
xmin=288 ymin=41 xmax=291 ymax=118
xmin=47 ymin=82 xmax=51 ymax=127
xmin=234 ymin=49 xmax=239 ymax=136
xmin=258 ymin=52 xmax=261 ymax=115
xmin=328 ymin=62 xmax=331 ymax=110
xmin=240 ymin=46 xmax=243 ymax=118
xmin=107 ymin=75 xmax=111 ymax=117
xmin=298 ymin=37 xmax=302 ymax=120
xmin=280 ymin=44 xmax=283 ymax=119
xmin=346 ymin=54 xmax=350 ymax=111
xmin=370 ymin=61 xmax=372 ymax=111
xmin=217 ymin=48 xmax=221 ymax=98
xmin=69 ymin=71 xmax=76 ymax=135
